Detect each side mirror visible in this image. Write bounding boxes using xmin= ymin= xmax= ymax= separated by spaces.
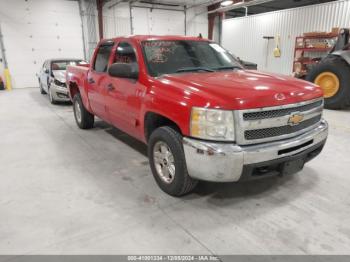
xmin=108 ymin=63 xmax=139 ymax=79
xmin=241 ymin=60 xmax=258 ymax=70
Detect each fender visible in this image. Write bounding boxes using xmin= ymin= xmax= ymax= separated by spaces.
xmin=67 ymin=69 xmax=93 ymax=113
xmin=77 ymin=78 xmax=93 ymax=113
xmin=332 ymin=50 xmax=350 ymax=65
xmin=141 ymin=90 xmax=192 ymax=141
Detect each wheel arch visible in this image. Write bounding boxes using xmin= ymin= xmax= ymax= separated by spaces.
xmin=68 ymin=80 xmax=93 ymax=113
xmin=144 ymin=112 xmax=183 ymax=142
xmin=68 ymin=81 xmax=80 ymax=100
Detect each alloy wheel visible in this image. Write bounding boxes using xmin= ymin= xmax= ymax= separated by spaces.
xmin=74 ymin=100 xmax=82 ymax=124
xmin=153 ymin=141 xmax=176 ymax=184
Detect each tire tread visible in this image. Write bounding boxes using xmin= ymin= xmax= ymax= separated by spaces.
xmin=73 ymin=93 xmax=94 ymax=129
xmin=148 ymin=126 xmax=198 ymax=196
xmin=307 ymin=55 xmax=350 ymax=109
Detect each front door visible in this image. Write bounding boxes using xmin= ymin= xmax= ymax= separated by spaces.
xmin=105 ymin=41 xmax=146 ymax=138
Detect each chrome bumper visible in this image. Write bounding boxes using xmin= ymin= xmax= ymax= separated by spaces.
xmin=51 ymin=84 xmax=70 ymax=101
xmin=183 ymin=120 xmax=328 ymax=182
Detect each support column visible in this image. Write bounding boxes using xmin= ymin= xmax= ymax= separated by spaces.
xmin=96 ymin=0 xmax=104 ymax=40
xmin=207 ymin=3 xmax=221 ymax=40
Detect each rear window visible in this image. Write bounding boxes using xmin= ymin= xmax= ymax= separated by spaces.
xmin=51 ymin=60 xmax=86 ymax=71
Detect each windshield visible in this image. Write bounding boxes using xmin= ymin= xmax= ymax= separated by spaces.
xmin=51 ymin=60 xmax=87 ymax=71
xmin=141 ymin=40 xmax=242 ymax=77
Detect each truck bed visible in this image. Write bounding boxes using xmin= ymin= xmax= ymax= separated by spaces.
xmin=67 ymin=65 xmax=89 ymax=79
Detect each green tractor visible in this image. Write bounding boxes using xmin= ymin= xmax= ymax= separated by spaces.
xmin=306 ymin=28 xmax=350 ymax=109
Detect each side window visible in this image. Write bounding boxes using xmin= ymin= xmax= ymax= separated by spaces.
xmin=114 ymin=42 xmax=137 ymax=64
xmin=93 ymin=44 xmax=113 ymax=72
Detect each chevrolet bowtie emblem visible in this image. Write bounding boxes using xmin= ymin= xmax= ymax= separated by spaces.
xmin=288 ymin=113 xmax=304 ymax=126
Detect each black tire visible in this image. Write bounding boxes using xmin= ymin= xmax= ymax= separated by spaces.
xmin=148 ymin=126 xmax=198 ymax=196
xmin=39 ymin=81 xmax=46 ymax=94
xmin=306 ymin=56 xmax=350 ymax=109
xmin=73 ymin=93 xmax=94 ymax=129
xmin=48 ymin=87 xmax=57 ymax=104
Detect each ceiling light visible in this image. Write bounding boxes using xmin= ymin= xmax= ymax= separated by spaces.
xmin=220 ymin=0 xmax=234 ymax=7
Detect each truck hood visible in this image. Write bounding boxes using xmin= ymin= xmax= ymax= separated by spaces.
xmin=52 ymin=70 xmax=66 ymax=83
xmin=158 ymin=70 xmax=323 ymax=109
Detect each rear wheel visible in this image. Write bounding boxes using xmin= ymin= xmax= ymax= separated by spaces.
xmin=73 ymin=93 xmax=94 ymax=129
xmin=148 ymin=126 xmax=198 ymax=196
xmin=307 ymin=56 xmax=350 ymax=109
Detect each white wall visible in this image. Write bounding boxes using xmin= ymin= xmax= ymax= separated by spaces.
xmin=131 ymin=7 xmax=186 ymax=35
xmin=103 ymin=0 xmax=208 ymax=38
xmin=185 ymin=1 xmax=209 ymax=38
xmin=103 ymin=2 xmax=131 ymax=38
xmin=222 ymin=0 xmax=350 ymax=75
xmin=0 ymin=0 xmax=85 ymax=88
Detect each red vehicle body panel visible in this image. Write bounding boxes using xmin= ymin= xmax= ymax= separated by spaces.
xmin=66 ymin=35 xmax=323 ymax=144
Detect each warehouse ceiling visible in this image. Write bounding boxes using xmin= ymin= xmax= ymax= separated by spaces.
xmin=224 ymin=0 xmax=338 ymax=18
xmin=104 ymin=0 xmax=338 ymax=13
xmin=130 ymin=0 xmax=338 ymax=12
xmin=104 ymin=0 xmax=214 ymax=8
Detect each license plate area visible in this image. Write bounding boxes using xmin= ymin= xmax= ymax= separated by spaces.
xmin=280 ymin=158 xmax=305 ymax=175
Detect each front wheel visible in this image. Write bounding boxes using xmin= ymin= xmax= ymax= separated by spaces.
xmin=39 ymin=81 xmax=46 ymax=94
xmin=148 ymin=126 xmax=198 ymax=196
xmin=73 ymin=93 xmax=94 ymax=129
xmin=48 ymin=87 xmax=57 ymax=104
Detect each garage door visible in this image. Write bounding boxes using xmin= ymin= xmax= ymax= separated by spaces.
xmin=0 ymin=0 xmax=84 ymax=88
xmin=131 ymin=7 xmax=185 ymax=35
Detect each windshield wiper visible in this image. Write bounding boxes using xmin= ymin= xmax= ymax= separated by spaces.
xmin=214 ymin=65 xmax=242 ymax=71
xmin=176 ymin=67 xmax=215 ymax=73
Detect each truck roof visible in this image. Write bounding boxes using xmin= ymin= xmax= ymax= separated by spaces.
xmin=101 ymin=35 xmax=210 ymax=44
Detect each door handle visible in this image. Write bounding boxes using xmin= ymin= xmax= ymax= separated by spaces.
xmin=106 ymin=83 xmax=115 ymax=91
xmin=88 ymin=78 xmax=95 ymax=84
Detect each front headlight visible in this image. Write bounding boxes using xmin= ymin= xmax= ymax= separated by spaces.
xmin=54 ymin=79 xmax=66 ymax=87
xmin=190 ymin=107 xmax=235 ymax=141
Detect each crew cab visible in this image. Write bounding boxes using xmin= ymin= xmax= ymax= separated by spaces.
xmin=66 ymin=35 xmax=328 ymax=196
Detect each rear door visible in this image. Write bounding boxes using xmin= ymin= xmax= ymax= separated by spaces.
xmin=87 ymin=42 xmax=114 ymax=119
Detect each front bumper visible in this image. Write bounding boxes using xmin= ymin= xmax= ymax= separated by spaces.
xmin=51 ymin=84 xmax=70 ymax=101
xmin=183 ymin=120 xmax=328 ymax=182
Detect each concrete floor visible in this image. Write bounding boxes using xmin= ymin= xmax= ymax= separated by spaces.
xmin=0 ymin=88 xmax=350 ymax=255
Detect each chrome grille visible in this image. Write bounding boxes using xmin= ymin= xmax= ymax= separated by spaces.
xmin=244 ymin=115 xmax=321 ymax=140
xmin=235 ymin=98 xmax=324 ymax=145
xmin=243 ymin=100 xmax=323 ymax=120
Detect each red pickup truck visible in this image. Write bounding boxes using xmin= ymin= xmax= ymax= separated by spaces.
xmin=66 ymin=35 xmax=328 ymax=196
